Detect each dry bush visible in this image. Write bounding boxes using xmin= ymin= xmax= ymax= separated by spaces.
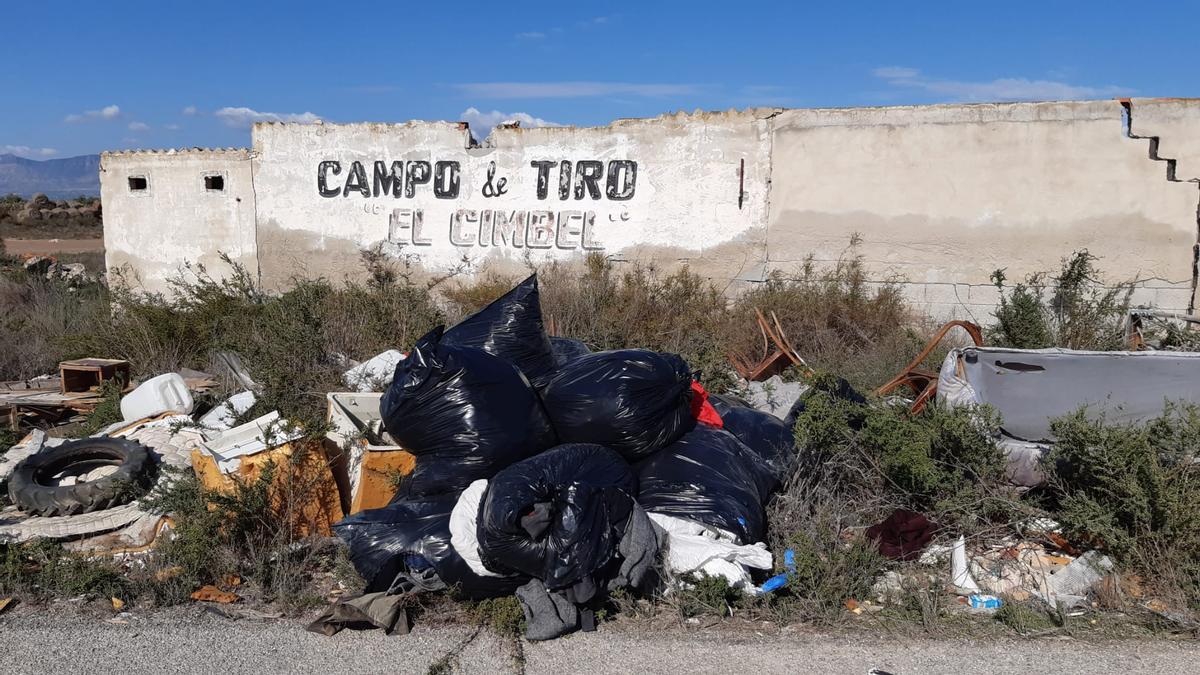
xmin=0 ymin=272 xmax=110 ymax=380
xmin=722 ymin=243 xmax=930 ymax=392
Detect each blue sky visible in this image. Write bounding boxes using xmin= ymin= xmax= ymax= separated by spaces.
xmin=1 ymin=1 xmax=1197 ymax=158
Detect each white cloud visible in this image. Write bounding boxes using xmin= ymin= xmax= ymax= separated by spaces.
xmin=182 ymin=105 xmax=198 ymax=115
xmin=214 ymin=106 xmax=322 ymax=128
xmin=64 ymin=104 xmax=121 ymax=123
xmin=873 ymin=66 xmax=920 ymax=80
xmin=516 ymin=31 xmax=545 ymax=39
xmin=128 ymin=121 xmax=150 ymax=132
xmin=1 ymin=145 xmax=57 ymax=158
xmin=454 ymin=82 xmax=702 ymax=99
xmin=164 ymin=123 xmax=181 ymax=131
xmin=872 ymin=66 xmax=1131 ymax=102
xmin=460 ymin=107 xmax=561 ymax=140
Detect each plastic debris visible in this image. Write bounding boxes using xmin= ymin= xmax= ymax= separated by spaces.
xmin=196 ymin=390 xmax=257 ymax=433
xmin=968 ymin=594 xmax=1003 ymax=609
xmin=950 ymin=535 xmax=981 ymax=594
xmin=342 ymin=350 xmax=405 ymax=393
xmin=650 ymin=513 xmax=772 ymax=591
xmin=119 ymin=372 xmax=194 ymax=422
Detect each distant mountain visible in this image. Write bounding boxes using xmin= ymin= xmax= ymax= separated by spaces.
xmin=0 ymin=153 xmax=100 ymax=199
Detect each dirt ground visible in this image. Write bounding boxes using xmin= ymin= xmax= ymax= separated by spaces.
xmin=4 ymin=238 xmax=105 ymax=255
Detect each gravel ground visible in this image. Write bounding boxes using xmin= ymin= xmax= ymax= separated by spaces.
xmin=1 ymin=602 xmax=1197 ymax=674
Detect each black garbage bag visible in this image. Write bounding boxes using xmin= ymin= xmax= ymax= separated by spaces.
xmin=334 ymin=494 xmax=527 ymax=600
xmin=381 ymin=326 xmax=556 ymax=497
xmin=635 ymin=425 xmax=777 ymax=544
xmin=708 ymin=393 xmax=796 ymax=479
xmin=538 ymin=350 xmax=695 ymax=461
xmin=476 ymin=444 xmax=637 ymax=590
xmin=549 ymin=336 xmax=592 ymax=367
xmin=442 ymin=274 xmax=557 ymax=386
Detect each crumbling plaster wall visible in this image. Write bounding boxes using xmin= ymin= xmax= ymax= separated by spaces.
xmin=100 ymin=101 xmax=1200 ymax=320
xmin=766 ymin=100 xmax=1200 ymax=319
xmin=100 ymin=149 xmax=257 ymax=289
xmin=250 ymin=111 xmax=773 ymax=290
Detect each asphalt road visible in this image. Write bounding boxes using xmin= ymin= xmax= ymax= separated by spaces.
xmin=1 ymin=604 xmax=1196 ymax=674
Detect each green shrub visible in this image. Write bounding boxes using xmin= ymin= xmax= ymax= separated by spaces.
xmin=0 ymin=539 xmax=130 ymax=599
xmin=1043 ymin=404 xmax=1200 ymax=611
xmin=989 ymin=250 xmax=1132 ymax=350
xmin=994 ymin=599 xmax=1056 ymax=635
xmin=794 ymin=391 xmax=1011 ymax=526
xmin=675 ymin=573 xmax=741 ymax=618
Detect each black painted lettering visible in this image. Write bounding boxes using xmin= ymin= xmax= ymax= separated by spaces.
xmin=581 ymin=211 xmax=602 ymax=249
xmin=373 ymin=160 xmax=403 ymax=198
xmin=344 ymin=161 xmax=370 ymax=198
xmin=318 ymin=161 xmax=342 ymax=198
xmin=606 ymin=160 xmax=637 ymax=200
xmin=530 ymin=160 xmax=554 ymax=200
xmin=404 ymin=160 xmax=431 ymax=198
xmin=556 ymin=210 xmax=583 ymax=249
xmin=412 ymin=209 xmax=431 ymax=245
xmin=526 ymin=211 xmax=555 ymax=248
xmin=493 ymin=211 xmax=526 ymax=247
xmin=573 ymin=160 xmax=603 ymax=200
xmin=478 ymin=210 xmax=493 ymax=247
xmin=433 ymin=161 xmax=461 ymax=199
xmin=558 ymin=160 xmax=572 ymax=200
xmin=450 ymin=210 xmax=479 ymax=245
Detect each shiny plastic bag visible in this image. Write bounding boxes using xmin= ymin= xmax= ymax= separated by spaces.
xmin=381 ymin=326 xmax=556 ymax=497
xmin=334 ymin=494 xmax=527 ymax=600
xmin=476 ymin=444 xmax=637 ymax=589
xmin=442 ymin=274 xmax=557 ymax=386
xmin=538 ymin=349 xmax=695 ymax=461
xmin=635 ymin=425 xmax=777 ymax=544
xmin=708 ymin=393 xmax=796 ymax=479
xmin=549 ymin=336 xmax=592 ymax=367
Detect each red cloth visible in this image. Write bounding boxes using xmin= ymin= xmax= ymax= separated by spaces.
xmin=689 ymin=380 xmax=724 ymax=428
xmin=865 ymin=509 xmax=937 ymax=561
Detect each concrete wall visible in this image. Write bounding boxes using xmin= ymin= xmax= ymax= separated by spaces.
xmin=99 ymin=99 xmax=1200 ymax=319
xmin=250 ymin=111 xmax=772 ymax=289
xmin=100 ymin=149 xmax=256 ymax=288
xmin=767 ymin=100 xmax=1199 ymax=319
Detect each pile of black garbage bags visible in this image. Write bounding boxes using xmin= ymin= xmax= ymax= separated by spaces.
xmin=331 ymin=275 xmax=804 ymax=641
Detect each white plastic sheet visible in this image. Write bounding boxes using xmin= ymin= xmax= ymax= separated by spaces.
xmin=649 ymin=513 xmax=772 ymax=590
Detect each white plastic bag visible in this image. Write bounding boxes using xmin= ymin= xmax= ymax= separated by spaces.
xmin=449 ymin=479 xmax=505 ymax=578
xmin=649 ymin=513 xmax=772 ymax=590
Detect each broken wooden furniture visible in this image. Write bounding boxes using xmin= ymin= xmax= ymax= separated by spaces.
xmin=728 ymin=309 xmax=814 ymax=382
xmin=59 ymin=358 xmax=131 ymax=395
xmin=875 ymin=320 xmax=983 ymax=413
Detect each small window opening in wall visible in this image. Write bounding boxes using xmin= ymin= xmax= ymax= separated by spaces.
xmin=204 ymin=175 xmax=225 ymax=191
xmin=128 ymin=176 xmax=148 ymax=191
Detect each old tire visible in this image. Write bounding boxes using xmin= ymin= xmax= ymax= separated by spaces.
xmin=7 ymin=437 xmax=152 ymax=517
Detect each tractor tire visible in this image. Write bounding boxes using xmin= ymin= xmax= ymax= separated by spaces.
xmin=7 ymin=437 xmax=152 ymax=517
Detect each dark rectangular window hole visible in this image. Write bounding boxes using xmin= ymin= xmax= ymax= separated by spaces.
xmin=204 ymin=175 xmax=224 ymax=191
xmin=128 ymin=176 xmax=148 ymax=191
